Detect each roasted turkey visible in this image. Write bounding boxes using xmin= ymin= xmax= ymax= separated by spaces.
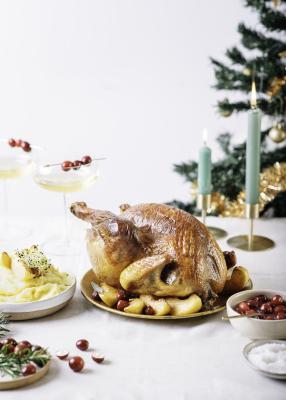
xmin=71 ymin=202 xmax=227 ymax=302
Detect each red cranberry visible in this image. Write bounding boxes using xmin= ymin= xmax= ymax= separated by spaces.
xmin=117 ymin=289 xmax=128 ymax=301
xmin=21 ymin=141 xmax=31 ymax=152
xmin=144 ymin=306 xmax=155 ymax=315
xmin=18 ymin=340 xmax=32 ymax=349
xmin=69 ymin=356 xmax=84 ymax=372
xmin=274 ymin=305 xmax=286 ymax=314
xmin=15 ymin=139 xmax=22 ymax=147
xmin=73 ymin=160 xmax=82 ymax=170
xmin=271 ymin=295 xmax=284 ymax=306
xmin=1 ymin=337 xmax=17 ymax=346
xmin=246 ymin=299 xmax=258 ymax=309
xmin=275 ymin=312 xmax=286 ymax=320
xmin=81 ymin=155 xmax=92 ymax=165
xmin=254 ymin=295 xmax=268 ymax=306
xmin=236 ymin=301 xmax=250 ymax=314
xmin=8 ymin=138 xmax=16 ymax=147
xmin=14 ymin=343 xmax=30 ymax=354
xmin=76 ymin=339 xmax=89 ymax=351
xmin=116 ymin=299 xmax=129 ymax=311
xmin=260 ymin=303 xmax=273 ymax=314
xmin=264 ymin=315 xmax=275 ymax=320
xmin=22 ymin=363 xmax=36 ymax=376
xmin=91 ymin=291 xmax=101 ymax=301
xmin=61 ymin=161 xmax=74 ymax=172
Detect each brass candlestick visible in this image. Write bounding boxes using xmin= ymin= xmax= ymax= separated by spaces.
xmin=227 ymin=203 xmax=275 ymax=251
xmin=197 ymin=194 xmax=227 ymax=239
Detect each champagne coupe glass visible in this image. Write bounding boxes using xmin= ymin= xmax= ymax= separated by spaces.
xmin=34 ymin=153 xmax=103 ymax=256
xmin=0 ymin=138 xmax=40 ymax=241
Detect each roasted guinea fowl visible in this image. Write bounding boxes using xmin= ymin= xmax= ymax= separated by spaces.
xmin=71 ymin=202 xmax=228 ymax=303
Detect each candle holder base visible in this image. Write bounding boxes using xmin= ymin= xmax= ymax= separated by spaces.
xmin=207 ymin=226 xmax=227 ymax=239
xmin=227 ymin=235 xmax=275 ymax=251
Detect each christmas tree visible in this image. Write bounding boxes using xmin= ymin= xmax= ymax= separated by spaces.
xmin=170 ymin=0 xmax=286 ymax=217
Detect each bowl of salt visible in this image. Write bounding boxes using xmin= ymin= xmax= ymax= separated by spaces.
xmin=243 ymin=340 xmax=286 ymax=380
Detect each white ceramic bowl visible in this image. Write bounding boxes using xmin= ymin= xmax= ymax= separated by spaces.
xmin=0 ymin=274 xmax=76 ymax=320
xmin=226 ymin=289 xmax=286 ymax=340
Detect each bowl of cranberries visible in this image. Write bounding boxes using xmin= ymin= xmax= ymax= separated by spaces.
xmin=226 ymin=289 xmax=286 ymax=340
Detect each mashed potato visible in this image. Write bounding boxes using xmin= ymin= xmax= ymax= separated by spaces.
xmin=0 ymin=246 xmax=73 ymax=303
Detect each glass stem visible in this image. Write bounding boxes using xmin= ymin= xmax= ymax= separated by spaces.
xmin=2 ymin=180 xmax=8 ymax=231
xmin=63 ymin=193 xmax=69 ymax=246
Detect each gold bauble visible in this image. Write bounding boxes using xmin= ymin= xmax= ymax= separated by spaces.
xmin=220 ymin=110 xmax=232 ymax=117
xmin=268 ymin=123 xmax=286 ymax=143
xmin=279 ymin=50 xmax=286 ymax=59
xmin=267 ymin=75 xmax=286 ymax=97
xmin=242 ymin=68 xmax=251 ymax=76
xmin=272 ymin=0 xmax=281 ymax=7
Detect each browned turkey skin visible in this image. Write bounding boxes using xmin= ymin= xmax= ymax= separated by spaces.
xmin=71 ymin=202 xmax=227 ymax=302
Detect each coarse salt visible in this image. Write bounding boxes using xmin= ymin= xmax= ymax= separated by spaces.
xmin=248 ymin=343 xmax=286 ymax=374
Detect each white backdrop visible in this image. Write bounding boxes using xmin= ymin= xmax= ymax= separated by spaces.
xmin=0 ymin=0 xmax=258 ymax=217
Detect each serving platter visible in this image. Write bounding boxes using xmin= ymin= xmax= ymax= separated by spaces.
xmin=0 ymin=275 xmax=76 ymax=321
xmin=81 ymin=269 xmax=253 ymax=320
xmin=0 ymin=360 xmax=51 ymax=390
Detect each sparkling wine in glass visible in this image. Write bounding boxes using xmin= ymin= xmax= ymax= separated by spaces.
xmin=0 ymin=138 xmax=39 ymax=241
xmin=34 ymin=154 xmax=103 ymax=256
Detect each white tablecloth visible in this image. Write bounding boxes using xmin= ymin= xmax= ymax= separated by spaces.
xmin=2 ymin=216 xmax=286 ymax=400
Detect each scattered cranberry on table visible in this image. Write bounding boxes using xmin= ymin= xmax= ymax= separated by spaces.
xmin=235 ymin=294 xmax=286 ymax=320
xmin=76 ymin=339 xmax=89 ymax=351
xmin=56 ymin=350 xmax=69 ymax=360
xmin=91 ymin=352 xmax=104 ymax=364
xmin=69 ymin=356 xmax=85 ymax=372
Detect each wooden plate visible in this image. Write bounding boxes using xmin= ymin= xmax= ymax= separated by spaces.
xmin=0 ymin=275 xmax=76 ymax=321
xmin=81 ymin=269 xmax=253 ymax=320
xmin=0 ymin=360 xmax=51 ymax=390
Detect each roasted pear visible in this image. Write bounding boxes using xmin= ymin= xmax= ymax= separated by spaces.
xmin=140 ymin=294 xmax=171 ymax=316
xmin=0 ymin=252 xmax=11 ymax=268
xmin=123 ymin=298 xmax=145 ymax=314
xmin=166 ymin=294 xmax=202 ymax=316
xmin=223 ymin=266 xmax=250 ymax=294
xmin=98 ymin=283 xmax=119 ymax=307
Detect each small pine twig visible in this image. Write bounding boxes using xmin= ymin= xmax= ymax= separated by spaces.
xmin=0 ymin=345 xmax=51 ymax=378
xmin=0 ymin=313 xmax=10 ymax=338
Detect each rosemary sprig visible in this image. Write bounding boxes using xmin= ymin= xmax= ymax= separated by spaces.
xmin=0 ymin=313 xmax=10 ymax=338
xmin=0 ymin=345 xmax=51 ymax=378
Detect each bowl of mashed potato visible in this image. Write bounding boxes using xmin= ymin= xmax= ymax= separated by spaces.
xmin=0 ymin=245 xmax=76 ymax=320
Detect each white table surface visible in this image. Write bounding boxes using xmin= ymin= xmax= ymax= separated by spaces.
xmin=2 ymin=216 xmax=286 ymax=400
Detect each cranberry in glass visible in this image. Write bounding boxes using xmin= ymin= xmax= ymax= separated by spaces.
xmin=8 ymin=138 xmax=16 ymax=147
xmin=61 ymin=161 xmax=74 ymax=172
xmin=81 ymin=155 xmax=92 ymax=165
xmin=73 ymin=160 xmax=82 ymax=170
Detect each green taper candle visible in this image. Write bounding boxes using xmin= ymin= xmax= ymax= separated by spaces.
xmin=245 ymin=82 xmax=262 ymax=204
xmin=198 ymin=129 xmax=212 ymax=195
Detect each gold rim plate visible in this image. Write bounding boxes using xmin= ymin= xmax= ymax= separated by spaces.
xmin=0 ymin=360 xmax=51 ymax=390
xmin=80 ymin=269 xmax=253 ymax=320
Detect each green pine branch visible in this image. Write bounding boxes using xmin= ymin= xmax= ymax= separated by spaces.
xmin=238 ymin=23 xmax=285 ymax=55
